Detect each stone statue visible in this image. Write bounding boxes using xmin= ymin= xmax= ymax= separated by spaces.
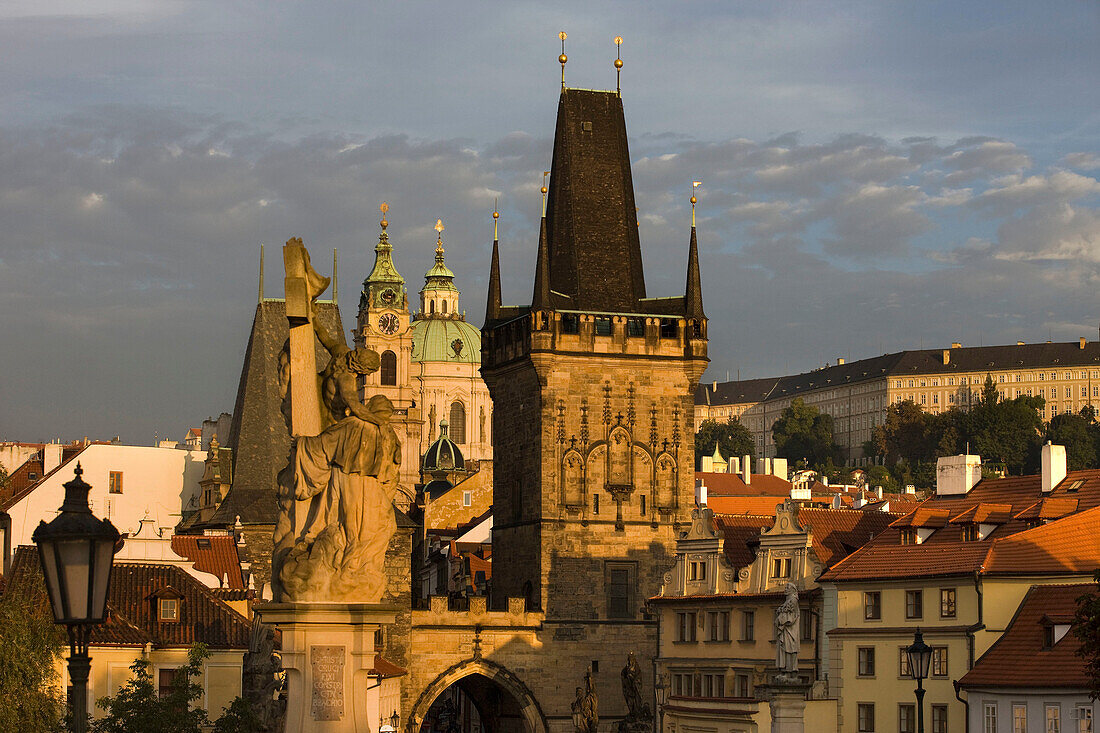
xmin=615 ymin=653 xmax=651 ymax=733
xmin=429 ymin=403 xmax=437 ymax=442
xmin=242 ymin=620 xmax=286 ymax=731
xmin=479 ymin=405 xmax=486 ymax=442
xmin=774 ymin=582 xmax=801 ymax=675
xmin=271 ymin=237 xmax=402 ymax=603
xmin=576 ymin=667 xmax=598 ymax=733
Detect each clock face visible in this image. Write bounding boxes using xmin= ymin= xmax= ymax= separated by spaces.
xmin=378 ymin=312 xmax=400 ymax=335
xmin=379 ymin=288 xmax=397 ymax=305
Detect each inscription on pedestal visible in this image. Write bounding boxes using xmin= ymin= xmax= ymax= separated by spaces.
xmin=310 ymin=645 xmax=345 ymax=721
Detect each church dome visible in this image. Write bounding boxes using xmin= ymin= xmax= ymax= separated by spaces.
xmin=422 ymin=419 xmax=465 ymax=472
xmin=411 ymin=318 xmax=481 ymax=364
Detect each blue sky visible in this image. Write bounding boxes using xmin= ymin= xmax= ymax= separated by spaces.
xmin=1 ymin=1 xmax=1097 ymax=443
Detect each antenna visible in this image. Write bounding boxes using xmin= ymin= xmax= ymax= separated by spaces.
xmin=614 ymin=36 xmax=623 ymax=94
xmin=559 ymin=31 xmax=568 ymax=87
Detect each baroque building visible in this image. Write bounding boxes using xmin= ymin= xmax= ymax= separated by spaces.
xmin=356 ymin=213 xmax=492 ymax=492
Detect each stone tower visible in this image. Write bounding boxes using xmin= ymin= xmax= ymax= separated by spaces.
xmin=481 ymin=87 xmax=709 ymax=620
xmin=356 ymin=212 xmax=423 ymax=491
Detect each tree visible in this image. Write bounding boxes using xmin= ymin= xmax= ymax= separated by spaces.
xmin=1074 ymin=570 xmax=1100 ymax=699
xmin=1047 ymin=412 xmax=1097 ymax=470
xmin=694 ymin=417 xmax=755 ymax=465
xmin=872 ymin=400 xmax=933 ymax=466
xmin=967 ymin=376 xmax=1044 ymax=475
xmin=211 ymin=697 xmax=263 ymax=733
xmin=93 ymin=645 xmax=211 ymax=733
xmin=0 ymin=593 xmax=65 ymax=732
xmin=771 ymin=398 xmax=842 ymax=469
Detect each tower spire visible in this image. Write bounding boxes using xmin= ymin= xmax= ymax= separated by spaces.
xmin=486 ymin=207 xmax=502 ymax=323
xmin=533 ymin=176 xmax=551 ymax=310
xmin=685 ymin=184 xmax=704 ymax=321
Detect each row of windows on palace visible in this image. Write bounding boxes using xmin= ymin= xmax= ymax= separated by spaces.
xmin=374 ymin=349 xmax=472 ymax=444
xmin=855 ymin=701 xmax=1094 ymax=733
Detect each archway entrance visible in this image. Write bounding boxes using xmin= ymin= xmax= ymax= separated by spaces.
xmin=409 ymin=661 xmax=546 ymax=733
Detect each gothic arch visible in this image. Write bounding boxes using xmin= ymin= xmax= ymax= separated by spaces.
xmin=406 ymin=658 xmax=548 ymax=733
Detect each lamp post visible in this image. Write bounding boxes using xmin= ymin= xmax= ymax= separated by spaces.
xmin=380 ymin=709 xmax=398 ymax=733
xmin=32 ymin=464 xmax=120 ymax=733
xmin=906 ymin=628 xmax=934 ymax=733
xmin=654 ymin=672 xmax=669 ymax=733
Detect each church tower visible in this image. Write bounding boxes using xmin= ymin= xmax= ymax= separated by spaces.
xmin=481 ymin=86 xmax=709 ymax=624
xmin=356 ymin=205 xmax=422 ymax=491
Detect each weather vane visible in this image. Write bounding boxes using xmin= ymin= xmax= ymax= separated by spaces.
xmin=559 ymin=31 xmax=568 ymax=88
xmin=541 ymin=171 xmax=550 ymax=216
xmin=614 ymin=36 xmax=623 ymax=94
xmin=380 ymin=201 xmax=389 ymax=229
xmin=493 ymin=198 xmax=500 ymax=241
xmin=691 ymin=182 xmax=702 ymax=227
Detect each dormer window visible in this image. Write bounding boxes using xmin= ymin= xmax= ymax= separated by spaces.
xmin=961 ymin=524 xmax=979 ymax=542
xmin=159 ymin=598 xmax=179 ymax=622
xmin=688 ymin=561 xmax=707 ymax=582
xmin=900 ymin=528 xmax=917 ymax=545
xmin=771 ymin=557 xmax=792 ymax=579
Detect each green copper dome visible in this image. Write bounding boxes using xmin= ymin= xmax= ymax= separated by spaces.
xmin=411 ymin=317 xmax=482 ymax=364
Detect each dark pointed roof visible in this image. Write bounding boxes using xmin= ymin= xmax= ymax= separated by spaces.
xmin=531 ymin=216 xmax=551 ymax=310
xmin=485 ymin=237 xmax=501 ymax=323
xmin=204 ymin=300 xmax=345 ymax=528
xmin=543 ymin=88 xmax=647 ymax=313
xmin=684 ymin=226 xmax=704 ymax=319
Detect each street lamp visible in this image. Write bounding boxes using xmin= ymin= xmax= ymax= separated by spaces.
xmin=906 ymin=628 xmax=934 ymax=733
xmin=654 ymin=672 xmax=669 ymax=733
xmin=32 ymin=464 xmax=120 ymax=733
xmin=380 ymin=709 xmax=398 ymax=733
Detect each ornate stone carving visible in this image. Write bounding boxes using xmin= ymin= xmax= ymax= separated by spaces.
xmin=774 ymin=583 xmax=801 ymax=678
xmin=615 ymin=652 xmax=652 ymax=733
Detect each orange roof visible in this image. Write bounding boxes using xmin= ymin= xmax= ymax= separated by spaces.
xmin=983 ymin=506 xmax=1100 ymax=574
xmin=949 ymin=503 xmax=1014 ymax=525
xmin=959 ymin=583 xmax=1093 ymax=689
xmin=706 ymin=496 xmax=790 ymax=516
xmin=370 ymin=654 xmax=408 ymax=678
xmin=170 ymin=535 xmax=245 ymax=589
xmin=1014 ymin=496 xmax=1078 ymax=521
xmin=893 ymin=507 xmax=950 ymax=529
xmin=697 ymin=471 xmax=792 ymax=497
xmin=822 ymin=470 xmax=1100 ymax=582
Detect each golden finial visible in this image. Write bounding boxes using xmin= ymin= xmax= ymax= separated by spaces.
xmin=614 ymin=36 xmax=623 ymax=94
xmin=541 ymin=171 xmax=550 ymax=217
xmin=493 ymin=198 xmax=500 ymax=241
xmin=559 ymin=31 xmax=568 ymax=87
xmin=380 ymin=201 xmax=389 ymax=229
xmin=691 ymin=181 xmax=702 ymax=227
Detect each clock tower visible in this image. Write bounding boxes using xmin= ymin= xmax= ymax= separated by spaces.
xmin=355 ymin=203 xmax=422 ymax=492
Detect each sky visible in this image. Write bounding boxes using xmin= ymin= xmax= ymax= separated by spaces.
xmin=1 ymin=1 xmax=1098 ymax=445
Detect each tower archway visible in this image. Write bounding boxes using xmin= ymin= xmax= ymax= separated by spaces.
xmin=407 ymin=659 xmax=547 ymax=733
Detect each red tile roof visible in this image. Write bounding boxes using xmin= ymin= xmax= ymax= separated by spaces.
xmin=982 ymin=506 xmax=1100 ymax=574
xmin=959 ymin=583 xmax=1093 ymax=689
xmin=697 ymin=472 xmax=792 ymax=497
xmin=370 ymin=654 xmax=408 ymax=678
xmin=894 ymin=507 xmax=950 ymax=529
xmin=821 ymin=469 xmax=1100 ymax=582
xmin=1014 ymin=496 xmax=1078 ymax=521
xmin=711 ymin=514 xmax=773 ymax=568
xmin=170 ymin=535 xmax=245 ymax=589
xmin=6 ymin=546 xmax=251 ymax=649
xmin=949 ymin=502 xmax=1014 ymax=525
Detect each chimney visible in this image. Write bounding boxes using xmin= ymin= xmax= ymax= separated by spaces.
xmin=1080 ymin=337 xmax=1087 ymax=350
xmin=1041 ymin=442 xmax=1067 ymax=493
xmin=772 ymin=457 xmax=788 ymax=480
xmin=729 ymin=456 xmax=740 ymax=475
xmin=831 ymin=494 xmax=842 ymax=509
xmin=875 ymin=485 xmax=883 ymax=500
xmin=936 ymin=454 xmax=981 ymax=495
xmin=942 ymin=349 xmax=950 ymax=365
xmin=713 ymin=380 xmax=717 ymax=390
xmin=837 ymin=357 xmax=845 ymax=365
xmin=1017 ymin=341 xmax=1025 ymax=346
xmin=42 ymin=444 xmax=62 ymax=474
xmin=701 ymin=453 xmax=713 ymax=473
xmin=951 ymin=342 xmax=962 ymax=349
xmin=742 ymin=455 xmax=751 ymax=485
xmin=695 ymin=479 xmax=708 ymax=506
xmin=757 ymin=457 xmax=771 ymax=476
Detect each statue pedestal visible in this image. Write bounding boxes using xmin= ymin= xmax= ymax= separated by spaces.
xmin=256 ymin=602 xmax=399 ymax=733
xmin=759 ymin=678 xmax=811 ymax=733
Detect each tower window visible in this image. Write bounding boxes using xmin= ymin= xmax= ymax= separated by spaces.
xmin=449 ymin=401 xmax=466 ymax=443
xmin=430 ymin=300 xmax=436 ymax=314
xmin=442 ymin=300 xmax=448 ymax=314
xmin=380 ymin=351 xmax=397 ymax=386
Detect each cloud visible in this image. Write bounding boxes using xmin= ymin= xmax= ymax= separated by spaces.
xmin=942 ymin=140 xmax=1031 ymax=185
xmin=972 ymin=169 xmax=1100 ymax=215
xmin=819 ymin=184 xmax=932 ymax=258
xmin=1061 ymin=152 xmax=1100 ymax=171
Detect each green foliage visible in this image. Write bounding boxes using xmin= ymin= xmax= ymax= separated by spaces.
xmin=771 ymin=398 xmax=842 ymax=470
xmin=694 ymin=417 xmax=755 ymax=466
xmin=1047 ymin=412 xmax=1097 ymax=470
xmin=967 ymin=380 xmax=1044 ymax=474
xmin=1074 ymin=570 xmax=1100 ymax=700
xmin=0 ymin=593 xmax=66 ymax=733
xmin=93 ymin=644 xmax=211 ymax=733
xmin=211 ymin=697 xmax=264 ymax=733
xmin=871 ymin=399 xmax=933 ymax=466
xmin=862 ymin=464 xmax=898 ymax=492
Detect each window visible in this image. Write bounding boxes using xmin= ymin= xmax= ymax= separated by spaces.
xmin=449 ymin=401 xmax=466 ymax=444
xmin=1044 ymin=624 xmax=1056 ymax=650
xmin=607 ymin=565 xmax=633 ymax=619
xmin=1013 ymin=704 xmax=1027 ymax=733
xmin=741 ymin=610 xmax=755 ymax=641
xmin=985 ymin=703 xmax=998 ymax=733
xmin=858 ymin=647 xmax=876 ymax=676
xmin=594 ymin=317 xmax=612 ymax=336
xmin=593 ymin=493 xmax=600 ymax=514
xmin=462 ymin=490 xmax=472 ymax=507
xmin=640 ymin=494 xmax=646 ymax=516
xmin=899 ymin=704 xmax=916 ymax=733
xmin=899 ymin=647 xmax=912 ymax=678
xmin=109 ymin=471 xmax=123 ymax=494
xmin=962 ymin=524 xmax=979 ymax=542
xmin=900 ymin=528 xmax=917 ymax=545
xmin=906 ymin=590 xmax=923 ymax=619
xmin=671 ymin=672 xmax=693 ymax=696
xmin=1076 ymin=706 xmax=1093 ymax=733
xmin=158 ymin=598 xmax=178 ymax=621
xmin=933 ymin=705 xmax=948 ymax=733
xmin=864 ymin=591 xmax=881 ymax=620
xmin=700 ymin=673 xmax=724 ymax=698
xmin=932 ymin=646 xmax=948 ymax=677
xmin=735 ymin=672 xmax=751 ymax=698
xmin=941 ymin=588 xmax=957 ymax=618
xmin=800 ymin=608 xmax=813 ymax=641
xmin=858 ymin=703 xmax=875 ymax=733
xmin=379 ymin=350 xmax=397 ymax=385
xmin=771 ymin=557 xmax=792 ymax=578
xmin=689 ymin=561 xmax=707 ymax=581
xmin=158 ymin=668 xmax=179 ymax=699
xmin=441 ymin=300 xmax=448 ymax=314
xmin=677 ymin=612 xmax=697 ymax=642
xmin=1047 ymin=705 xmax=1061 ymax=733
xmin=708 ymin=611 xmax=729 ymax=641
